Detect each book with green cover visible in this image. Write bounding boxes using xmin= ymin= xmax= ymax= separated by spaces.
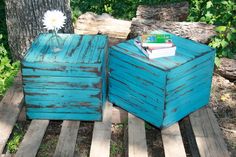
xmin=141 ymin=33 xmax=172 ymax=47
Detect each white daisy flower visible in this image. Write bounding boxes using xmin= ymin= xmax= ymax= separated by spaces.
xmin=42 ymin=10 xmax=66 ymax=31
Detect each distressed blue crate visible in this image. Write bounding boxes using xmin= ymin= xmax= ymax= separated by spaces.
xmin=108 ymin=33 xmax=215 ymax=128
xmin=22 ymin=34 xmax=108 ymax=120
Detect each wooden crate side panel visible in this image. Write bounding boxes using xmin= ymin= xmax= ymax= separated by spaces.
xmin=168 ymin=51 xmax=215 ymax=79
xmin=166 ymin=75 xmax=212 ymax=103
xmin=26 ymin=112 xmax=101 ymax=120
xmin=26 ymin=105 xmax=101 ymax=113
xmin=165 ymin=80 xmax=211 ymax=111
xmin=23 ymin=76 xmax=101 ymax=90
xmin=22 ymin=62 xmax=102 ymax=77
xmin=24 ymin=88 xmax=101 ymax=102
xmin=101 ymin=40 xmax=109 ymax=106
xmin=109 ymin=76 xmax=164 ymax=107
xmin=109 ymin=55 xmax=165 ymax=90
xmin=109 ymin=93 xmax=163 ymax=127
xmin=24 ymin=99 xmax=100 ymax=108
xmin=109 ymin=79 xmax=164 ymax=112
xmin=109 ymin=80 xmax=164 ymax=118
xmin=163 ymin=89 xmax=210 ymax=127
xmin=110 ymin=71 xmax=164 ymax=99
xmin=166 ymin=56 xmax=213 ymax=86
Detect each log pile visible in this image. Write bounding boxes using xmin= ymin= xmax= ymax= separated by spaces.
xmin=136 ymin=2 xmax=189 ymax=21
xmin=129 ymin=1 xmax=216 ymax=43
xmin=74 ymin=12 xmax=131 ymax=40
xmin=128 ymin=18 xmax=216 ymax=43
xmin=217 ymin=58 xmax=236 ymax=81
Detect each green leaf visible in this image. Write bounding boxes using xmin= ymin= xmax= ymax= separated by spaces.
xmin=214 ymin=56 xmax=221 ymax=67
xmin=206 ymin=1 xmax=213 ymax=9
xmin=215 ymin=26 xmax=227 ymax=32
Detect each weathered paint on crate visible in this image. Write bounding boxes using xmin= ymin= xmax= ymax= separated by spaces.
xmin=22 ymin=34 xmax=108 ymax=120
xmin=108 ymin=33 xmax=215 ymax=128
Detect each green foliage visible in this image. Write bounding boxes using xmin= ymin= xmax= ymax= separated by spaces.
xmin=7 ymin=124 xmax=24 ymax=153
xmin=0 ymin=44 xmax=20 ymax=96
xmin=110 ymin=141 xmax=124 ymax=157
xmin=71 ymin=0 xmax=185 ymax=20
xmin=0 ymin=0 xmax=20 ymax=96
xmin=188 ymin=0 xmax=236 ymax=61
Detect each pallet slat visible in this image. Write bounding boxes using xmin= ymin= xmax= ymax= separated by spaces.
xmin=161 ymin=123 xmax=186 ymax=157
xmin=15 ymin=120 xmax=49 ymax=157
xmin=53 ymin=120 xmax=80 ymax=157
xmin=190 ymin=107 xmax=230 ymax=157
xmin=90 ymin=102 xmax=113 ymax=157
xmin=0 ymin=73 xmax=23 ymax=154
xmin=128 ymin=114 xmax=148 ymax=157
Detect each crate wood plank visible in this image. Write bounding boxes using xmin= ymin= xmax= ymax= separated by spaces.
xmin=24 ymin=34 xmax=107 ymax=64
xmin=16 ymin=120 xmax=49 ymax=157
xmin=53 ymin=120 xmax=80 ymax=157
xmin=189 ymin=107 xmax=230 ymax=157
xmin=128 ymin=114 xmax=148 ymax=157
xmin=89 ymin=102 xmax=112 ymax=157
xmin=0 ymin=73 xmax=23 ymax=154
xmin=161 ymin=123 xmax=186 ymax=157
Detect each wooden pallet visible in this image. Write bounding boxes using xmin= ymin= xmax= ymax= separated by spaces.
xmin=0 ymin=73 xmax=230 ymax=157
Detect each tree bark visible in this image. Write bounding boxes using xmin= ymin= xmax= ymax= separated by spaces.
xmin=216 ymin=58 xmax=236 ymax=81
xmin=128 ymin=18 xmax=216 ymax=44
xmin=5 ymin=0 xmax=74 ymax=60
xmin=136 ymin=2 xmax=189 ymax=21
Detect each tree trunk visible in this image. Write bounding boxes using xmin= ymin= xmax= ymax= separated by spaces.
xmin=5 ymin=0 xmax=74 ymax=60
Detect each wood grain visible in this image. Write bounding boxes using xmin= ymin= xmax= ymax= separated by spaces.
xmin=90 ymin=102 xmax=112 ymax=157
xmin=190 ymin=107 xmax=230 ymax=157
xmin=15 ymin=120 xmax=49 ymax=157
xmin=161 ymin=123 xmax=186 ymax=157
xmin=128 ymin=114 xmax=148 ymax=157
xmin=0 ymin=73 xmax=23 ymax=154
xmin=53 ymin=120 xmax=80 ymax=157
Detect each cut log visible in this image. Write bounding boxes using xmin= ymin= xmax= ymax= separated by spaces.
xmin=136 ymin=2 xmax=189 ymax=21
xmin=74 ymin=12 xmax=131 ymax=39
xmin=216 ymin=58 xmax=236 ymax=81
xmin=128 ymin=18 xmax=216 ymax=43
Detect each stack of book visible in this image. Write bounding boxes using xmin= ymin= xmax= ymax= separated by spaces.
xmin=134 ymin=33 xmax=176 ymax=59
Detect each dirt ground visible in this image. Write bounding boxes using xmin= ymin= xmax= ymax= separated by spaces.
xmin=210 ymin=74 xmax=236 ymax=156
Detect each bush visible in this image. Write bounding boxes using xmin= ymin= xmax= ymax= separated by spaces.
xmin=188 ymin=0 xmax=236 ymax=63
xmin=0 ymin=42 xmax=20 ymax=96
xmin=71 ymin=0 xmax=185 ymax=20
xmin=0 ymin=0 xmax=20 ymax=96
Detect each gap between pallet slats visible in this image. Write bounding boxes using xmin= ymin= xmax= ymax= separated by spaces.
xmin=53 ymin=120 xmax=80 ymax=157
xmin=0 ymin=73 xmax=23 ymax=154
xmin=161 ymin=123 xmax=186 ymax=157
xmin=128 ymin=114 xmax=148 ymax=157
xmin=89 ymin=102 xmax=113 ymax=157
xmin=15 ymin=120 xmax=49 ymax=157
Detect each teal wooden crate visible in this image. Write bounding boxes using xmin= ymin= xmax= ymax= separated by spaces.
xmin=108 ymin=33 xmax=215 ymax=128
xmin=22 ymin=34 xmax=108 ymax=120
